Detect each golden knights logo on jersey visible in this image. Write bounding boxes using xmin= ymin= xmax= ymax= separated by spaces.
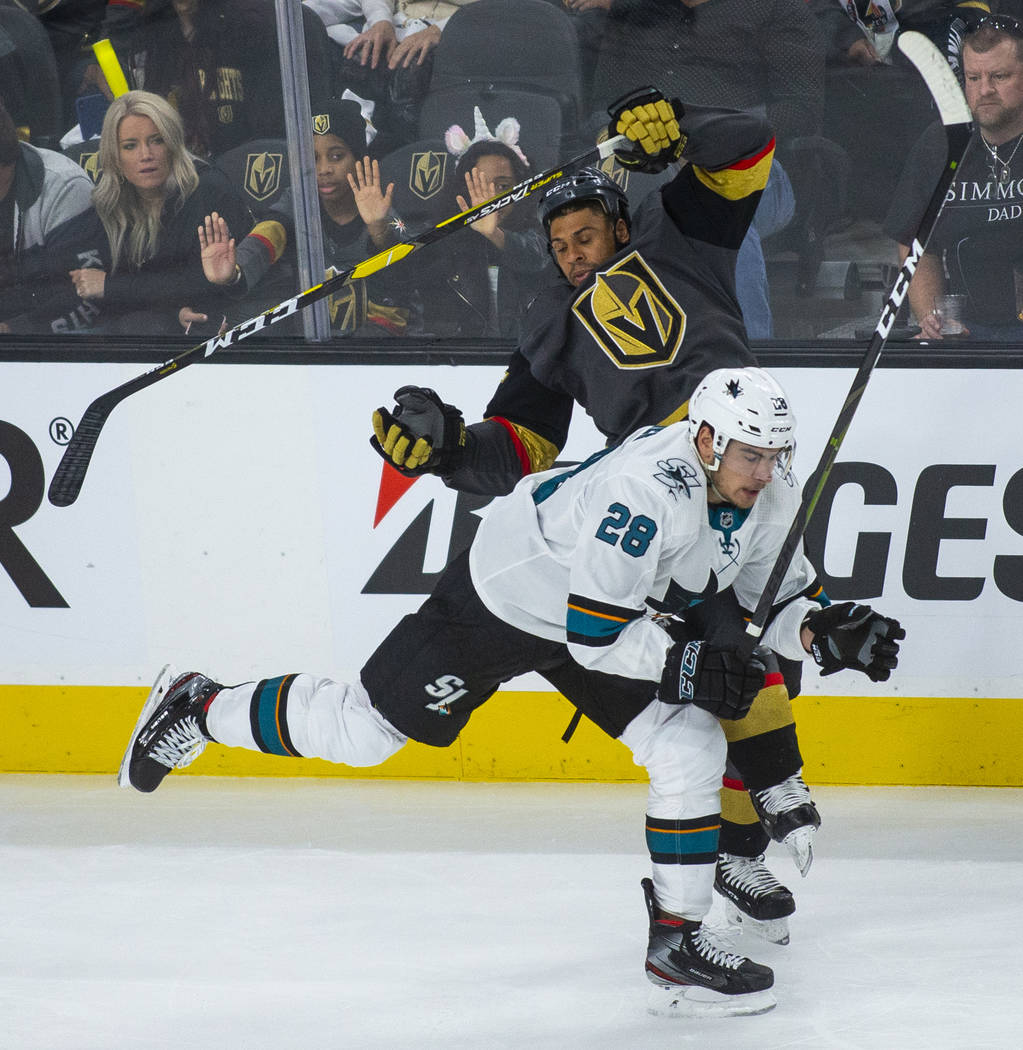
xmin=573 ymin=250 xmax=687 ymax=369
xmin=409 ymin=151 xmax=447 ymax=201
xmin=244 ymin=151 xmax=283 ymax=202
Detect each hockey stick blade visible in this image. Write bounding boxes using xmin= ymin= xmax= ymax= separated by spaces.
xmin=47 ymin=134 xmax=629 ymax=508
xmin=739 ymin=31 xmax=972 ymax=653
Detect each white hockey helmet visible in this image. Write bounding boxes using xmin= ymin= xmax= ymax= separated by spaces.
xmin=688 ymin=367 xmax=796 ymax=475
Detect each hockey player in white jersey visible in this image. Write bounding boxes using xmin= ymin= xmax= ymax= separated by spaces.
xmin=120 ymin=366 xmax=903 ymax=1018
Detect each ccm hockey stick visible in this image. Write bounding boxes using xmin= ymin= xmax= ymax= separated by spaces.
xmin=47 ymin=134 xmax=630 ymax=508
xmin=740 ymin=30 xmax=972 ymax=654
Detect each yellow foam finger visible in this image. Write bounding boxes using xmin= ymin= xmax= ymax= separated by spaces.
xmin=92 ymin=39 xmax=130 ymax=98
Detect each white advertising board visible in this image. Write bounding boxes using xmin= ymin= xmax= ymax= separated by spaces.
xmin=2 ymin=361 xmax=1022 ymax=699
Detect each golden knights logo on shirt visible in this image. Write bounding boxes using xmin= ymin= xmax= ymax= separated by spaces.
xmin=244 ymin=151 xmax=283 ymax=202
xmin=409 ymin=151 xmax=447 ymax=200
xmin=573 ymin=250 xmax=687 ymax=369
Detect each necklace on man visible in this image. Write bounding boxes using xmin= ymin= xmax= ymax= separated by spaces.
xmin=981 ymin=132 xmax=1023 ymax=184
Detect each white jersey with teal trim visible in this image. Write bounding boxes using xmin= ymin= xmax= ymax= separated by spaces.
xmin=469 ymin=423 xmax=817 ymax=683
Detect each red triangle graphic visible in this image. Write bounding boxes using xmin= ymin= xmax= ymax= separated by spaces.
xmin=373 ymin=463 xmax=419 ymax=527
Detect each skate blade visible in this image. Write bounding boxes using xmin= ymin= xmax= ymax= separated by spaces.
xmin=723 ymin=901 xmax=790 ymax=946
xmin=647 ymin=983 xmax=776 ymax=1018
xmin=783 ymin=825 xmax=816 ymax=877
xmin=116 ymin=664 xmax=176 ymax=788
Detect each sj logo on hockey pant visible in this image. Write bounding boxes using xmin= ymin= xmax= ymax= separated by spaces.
xmin=424 ymin=674 xmax=469 ymax=715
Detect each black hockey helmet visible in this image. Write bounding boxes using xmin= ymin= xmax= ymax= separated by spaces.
xmin=537 ymin=166 xmax=631 ymax=236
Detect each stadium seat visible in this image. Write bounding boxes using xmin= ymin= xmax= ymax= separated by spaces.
xmin=212 ymin=138 xmax=291 ymax=214
xmin=62 ymin=138 xmax=103 ymax=183
xmin=427 ymin=0 xmax=583 ymax=119
xmin=379 ymin=137 xmax=455 ymax=231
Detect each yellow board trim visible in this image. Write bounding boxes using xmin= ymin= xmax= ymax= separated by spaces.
xmin=1 ymin=686 xmax=1021 ymax=786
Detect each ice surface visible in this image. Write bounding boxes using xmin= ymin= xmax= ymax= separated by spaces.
xmin=2 ymin=776 xmax=1021 ymax=1049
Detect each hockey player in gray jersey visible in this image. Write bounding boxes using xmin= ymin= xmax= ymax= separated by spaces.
xmin=120 ymin=366 xmax=903 ymax=1018
xmin=370 ymin=89 xmax=821 ymax=940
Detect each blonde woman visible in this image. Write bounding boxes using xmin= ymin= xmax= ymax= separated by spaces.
xmin=43 ymin=90 xmax=252 ymax=335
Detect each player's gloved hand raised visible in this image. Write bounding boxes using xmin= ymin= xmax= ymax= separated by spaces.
xmin=659 ymin=639 xmax=767 ymax=720
xmin=804 ymin=602 xmax=905 ymax=682
xmin=607 ymin=87 xmax=686 ymax=174
xmin=371 ymin=386 xmax=466 ymax=476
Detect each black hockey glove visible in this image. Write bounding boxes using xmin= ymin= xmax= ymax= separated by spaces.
xmin=607 ymin=87 xmax=686 ymax=174
xmin=370 ymin=386 xmax=467 ymax=477
xmin=659 ymin=640 xmax=767 ymax=721
xmin=804 ymin=602 xmax=905 ymax=682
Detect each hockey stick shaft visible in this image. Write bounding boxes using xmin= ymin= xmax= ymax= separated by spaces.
xmin=739 ymin=32 xmax=972 ymax=655
xmin=47 ymin=134 xmax=629 ymax=508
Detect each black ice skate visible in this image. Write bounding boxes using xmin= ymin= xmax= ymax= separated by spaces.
xmin=751 ymin=770 xmax=822 ymax=875
xmin=641 ymin=878 xmax=775 ymax=1018
xmin=118 ymin=665 xmax=221 ymax=792
xmin=714 ymin=853 xmax=795 ymax=945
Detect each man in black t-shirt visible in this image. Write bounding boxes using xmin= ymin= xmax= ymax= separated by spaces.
xmin=885 ymin=16 xmax=1023 ymax=339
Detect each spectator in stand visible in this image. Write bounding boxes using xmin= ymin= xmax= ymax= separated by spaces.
xmin=410 ymin=106 xmax=547 ymax=338
xmin=74 ymin=0 xmax=333 ymax=158
xmin=0 ymin=97 xmax=95 ymax=332
xmin=304 ymin=0 xmax=395 ymax=55
xmin=884 ymin=14 xmax=1023 ymax=339
xmin=586 ymin=0 xmax=820 ymax=330
xmin=197 ymin=98 xmax=410 ymax=337
xmin=588 ymin=0 xmax=824 ymax=151
xmin=2 ymin=89 xmax=251 ymax=335
xmin=326 ymin=1 xmax=479 ymax=147
xmin=808 ymin=0 xmax=990 ymax=69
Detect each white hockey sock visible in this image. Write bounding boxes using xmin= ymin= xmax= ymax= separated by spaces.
xmin=206 ymin=674 xmax=406 ymax=767
xmin=620 ymin=699 xmax=726 ymax=920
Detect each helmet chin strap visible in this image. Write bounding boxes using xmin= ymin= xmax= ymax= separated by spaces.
xmin=689 ymin=432 xmax=729 ymax=503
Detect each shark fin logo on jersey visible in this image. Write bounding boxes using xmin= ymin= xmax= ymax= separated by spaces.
xmin=410 ymin=151 xmax=447 ymax=200
xmin=653 ymin=458 xmax=700 ymax=500
xmin=244 ymin=151 xmax=283 ymax=202
xmin=573 ymin=250 xmax=686 ymax=369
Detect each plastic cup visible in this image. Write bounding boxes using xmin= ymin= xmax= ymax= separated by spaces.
xmin=933 ymin=294 xmax=966 ymax=335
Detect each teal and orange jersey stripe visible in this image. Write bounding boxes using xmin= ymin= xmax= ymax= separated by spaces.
xmin=249 ymin=675 xmax=302 ymax=757
xmin=566 ymin=593 xmax=643 ymax=647
xmin=646 ymin=814 xmax=721 ymax=866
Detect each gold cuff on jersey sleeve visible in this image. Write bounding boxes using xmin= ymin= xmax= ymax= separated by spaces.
xmin=249 ymin=220 xmax=288 ymax=264
xmin=693 ymin=141 xmax=775 ymax=202
xmin=493 ymin=419 xmax=560 ymax=474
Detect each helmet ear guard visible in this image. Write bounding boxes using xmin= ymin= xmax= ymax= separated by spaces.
xmin=688 ymin=367 xmax=797 ymax=478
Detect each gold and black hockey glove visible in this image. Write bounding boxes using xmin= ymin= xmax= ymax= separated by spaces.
xmin=371 ymin=385 xmax=467 ymax=477
xmin=607 ymin=86 xmax=686 ymax=174
xmin=658 ymin=639 xmax=767 ymax=720
xmin=804 ymin=603 xmax=905 ymax=682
